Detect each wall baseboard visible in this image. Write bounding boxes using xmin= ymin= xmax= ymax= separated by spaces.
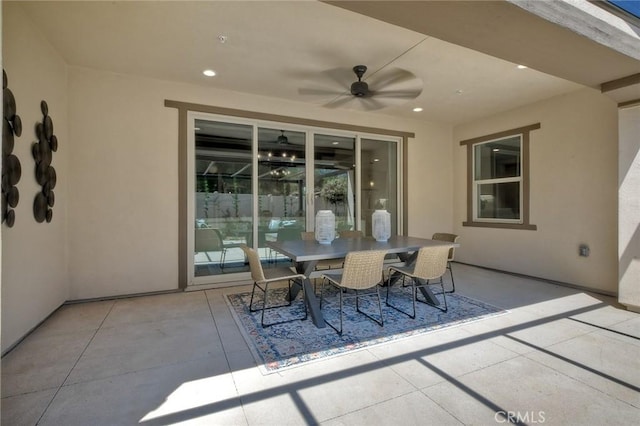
xmin=456 ymin=261 xmax=618 ymax=298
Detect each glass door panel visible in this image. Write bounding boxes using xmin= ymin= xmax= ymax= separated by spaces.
xmin=361 ymin=138 xmax=398 ymax=237
xmin=313 ymin=134 xmax=356 ymax=234
xmin=257 ymin=128 xmax=306 ymax=262
xmin=194 ymin=119 xmax=253 ymax=277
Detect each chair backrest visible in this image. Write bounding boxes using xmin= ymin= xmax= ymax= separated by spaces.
xmin=300 ymin=231 xmax=315 ymax=241
xmin=195 ymin=228 xmax=223 ymax=252
xmin=277 ymin=226 xmax=302 ymax=241
xmin=432 ymin=232 xmax=459 ymax=261
xmin=339 ymin=230 xmax=363 ymax=239
xmin=413 ymin=245 xmax=450 ymax=280
xmin=340 ymin=250 xmax=387 ymax=290
xmin=240 ymin=244 xmax=266 ymax=282
xmin=212 ymin=228 xmax=227 ymax=244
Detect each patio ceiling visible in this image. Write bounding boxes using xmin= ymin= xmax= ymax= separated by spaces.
xmin=12 ymin=0 xmax=606 ymax=125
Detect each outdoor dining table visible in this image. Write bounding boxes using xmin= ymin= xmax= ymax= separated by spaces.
xmin=266 ymin=235 xmax=459 ymax=328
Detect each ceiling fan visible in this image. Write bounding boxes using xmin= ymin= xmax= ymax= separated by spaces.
xmin=275 ymin=130 xmax=290 ymax=145
xmin=299 ymin=64 xmax=423 ymax=111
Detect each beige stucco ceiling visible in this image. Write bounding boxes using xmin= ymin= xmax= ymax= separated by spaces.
xmin=14 ymin=0 xmax=630 ymax=125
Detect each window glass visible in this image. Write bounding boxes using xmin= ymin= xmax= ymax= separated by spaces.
xmin=474 ymin=136 xmax=521 ymax=180
xmin=194 ymin=119 xmax=253 ymax=276
xmin=473 ymin=135 xmax=522 ymax=222
xmin=313 ymin=134 xmax=356 ymax=232
xmin=461 ymin=123 xmax=538 ymax=230
xmin=361 ymin=138 xmax=398 ymax=237
xmin=477 ymin=182 xmax=520 ymax=219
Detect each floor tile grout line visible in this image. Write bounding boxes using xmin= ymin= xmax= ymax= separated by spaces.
xmin=203 ymin=290 xmax=248 ymax=420
xmin=34 ymin=300 xmax=117 ymax=425
xmin=567 ymin=317 xmax=640 ymax=341
xmin=521 ymin=351 xmax=640 ymax=410
xmin=511 ymin=333 xmax=640 ymax=394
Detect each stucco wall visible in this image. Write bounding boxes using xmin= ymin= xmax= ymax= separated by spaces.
xmin=618 ymin=104 xmax=640 ymax=310
xmin=67 ymin=66 xmax=453 ymax=300
xmin=2 ymin=4 xmax=69 ymax=353
xmin=453 ymin=88 xmax=619 ymax=293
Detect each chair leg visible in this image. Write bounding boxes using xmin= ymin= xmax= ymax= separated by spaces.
xmin=322 ymin=281 xmax=345 ymax=335
xmin=289 ymin=278 xmax=308 ymax=321
xmin=386 ymin=273 xmax=416 ymax=319
xmin=415 ymin=278 xmax=448 ymax=313
xmin=323 ymin=283 xmax=344 ymax=335
xmin=260 ymin=282 xmax=270 ymax=327
xmin=253 ymin=279 xmax=307 ymax=328
xmin=220 ymin=248 xmax=227 ymax=271
xmin=354 ymin=288 xmax=384 ymax=327
xmin=445 ymin=262 xmax=456 ymax=293
xmin=249 ymin=282 xmax=261 ymax=313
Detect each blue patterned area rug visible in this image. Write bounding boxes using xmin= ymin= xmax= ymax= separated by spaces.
xmin=225 ymin=285 xmax=507 ymax=374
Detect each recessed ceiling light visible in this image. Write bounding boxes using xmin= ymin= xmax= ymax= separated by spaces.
xmin=332 ymin=141 xmax=339 ymax=145
xmin=373 ymin=158 xmax=380 ymax=162
xmin=203 ymin=69 xmax=216 ymax=77
xmin=517 ymin=65 xmax=528 ymax=69
xmin=412 ymin=107 xmax=423 ymax=112
xmin=493 ymin=148 xmax=500 ymax=152
xmin=455 ymin=89 xmax=464 ymax=95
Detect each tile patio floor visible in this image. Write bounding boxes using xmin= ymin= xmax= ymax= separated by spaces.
xmin=2 ymin=263 xmax=639 ymax=425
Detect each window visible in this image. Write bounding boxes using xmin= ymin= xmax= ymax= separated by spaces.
xmin=460 ymin=124 xmax=539 ymax=230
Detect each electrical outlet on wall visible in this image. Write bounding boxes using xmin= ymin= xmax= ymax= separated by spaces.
xmin=579 ymin=244 xmax=590 ymax=257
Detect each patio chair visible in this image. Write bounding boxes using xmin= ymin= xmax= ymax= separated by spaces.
xmin=240 ymin=244 xmax=307 ymax=328
xmin=268 ymin=225 xmax=302 ymax=263
xmin=212 ymin=228 xmax=244 ymax=271
xmin=432 ymin=232 xmax=460 ymax=293
xmin=194 ymin=227 xmax=223 ymax=263
xmin=320 ymin=250 xmax=387 ymax=335
xmin=338 ymin=230 xmax=363 ymax=239
xmin=385 ymin=245 xmax=450 ymax=318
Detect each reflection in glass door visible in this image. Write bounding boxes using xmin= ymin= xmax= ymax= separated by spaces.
xmin=190 ymin=114 xmax=403 ymax=286
xmin=313 ymin=134 xmax=356 ymax=234
xmin=257 ymin=128 xmax=306 ymax=262
xmin=361 ymin=138 xmax=398 ymax=237
xmin=193 ymin=119 xmax=253 ymax=277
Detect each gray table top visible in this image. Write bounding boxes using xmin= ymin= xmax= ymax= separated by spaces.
xmin=266 ymin=235 xmax=458 ymax=262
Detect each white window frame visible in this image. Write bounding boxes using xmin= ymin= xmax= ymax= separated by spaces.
xmin=471 ymin=136 xmax=523 ymax=224
xmin=460 ymin=123 xmax=539 ymax=231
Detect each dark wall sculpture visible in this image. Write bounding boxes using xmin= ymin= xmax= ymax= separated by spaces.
xmin=32 ymin=100 xmax=57 ymax=223
xmin=2 ymin=69 xmax=23 ymax=228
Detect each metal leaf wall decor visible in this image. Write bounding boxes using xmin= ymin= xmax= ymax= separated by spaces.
xmin=32 ymin=100 xmax=57 ymax=223
xmin=2 ymin=69 xmax=23 ymax=227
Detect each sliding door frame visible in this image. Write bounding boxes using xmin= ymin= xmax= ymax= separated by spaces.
xmin=166 ymin=100 xmax=414 ymax=289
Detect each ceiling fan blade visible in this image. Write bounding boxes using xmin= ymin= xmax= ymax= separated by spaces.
xmin=370 ymin=89 xmax=422 ymax=99
xmin=321 ymin=67 xmax=355 ymax=87
xmin=359 ymin=97 xmax=387 ymax=111
xmin=324 ymin=95 xmax=356 ymax=109
xmin=367 ymin=68 xmax=416 ymax=89
xmin=298 ymin=87 xmax=344 ymax=96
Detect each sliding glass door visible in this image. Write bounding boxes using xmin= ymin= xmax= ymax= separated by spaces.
xmin=257 ymin=127 xmax=307 ymax=262
xmin=189 ymin=113 xmax=402 ymax=287
xmin=361 ymin=138 xmax=399 ymax=237
xmin=313 ymin=134 xmax=356 ymax=233
xmin=193 ymin=119 xmax=253 ymax=278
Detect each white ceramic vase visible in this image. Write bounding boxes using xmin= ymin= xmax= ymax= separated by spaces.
xmin=315 ymin=210 xmax=336 ymax=244
xmin=372 ymin=209 xmax=391 ymax=242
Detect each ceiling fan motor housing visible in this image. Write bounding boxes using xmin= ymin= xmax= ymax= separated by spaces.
xmin=351 ymin=81 xmax=369 ymax=97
